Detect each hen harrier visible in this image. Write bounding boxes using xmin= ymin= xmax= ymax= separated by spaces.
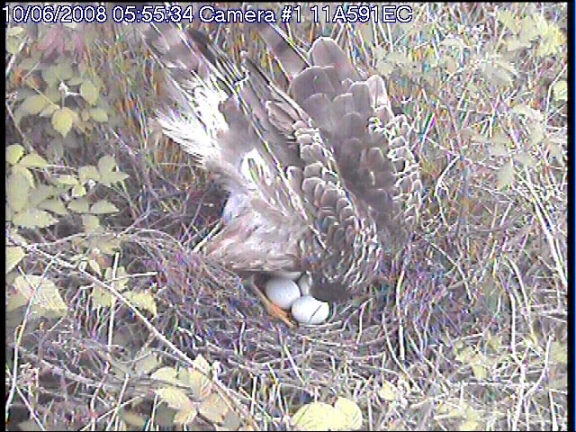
xmin=138 ymin=22 xmax=421 ymax=305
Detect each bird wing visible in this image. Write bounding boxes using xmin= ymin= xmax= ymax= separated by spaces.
xmin=255 ymin=24 xmax=422 ymax=251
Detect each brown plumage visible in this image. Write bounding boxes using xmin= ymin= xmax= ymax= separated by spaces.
xmin=137 ymin=23 xmax=421 ymax=302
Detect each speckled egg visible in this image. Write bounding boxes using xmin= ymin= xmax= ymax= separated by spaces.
xmin=265 ymin=277 xmax=302 ymax=310
xmin=291 ymin=295 xmax=330 ymax=325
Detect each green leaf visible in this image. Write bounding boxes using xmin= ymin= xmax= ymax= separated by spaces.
xmin=496 ymin=10 xmax=520 ymax=34
xmin=28 ymin=185 xmax=57 ymax=207
xmin=513 ymin=151 xmax=536 ymax=168
xmin=13 ymin=275 xmax=68 ymax=318
xmin=7 ymin=172 xmax=31 ymax=213
xmin=151 ymin=367 xmax=180 ymax=384
xmin=512 ymin=104 xmax=544 ymax=122
xmin=6 ymin=246 xmax=26 ymax=273
xmin=68 ymin=198 xmax=90 ymax=213
xmin=378 ymin=380 xmax=399 ymax=402
xmin=550 ymin=341 xmax=567 ymax=365
xmin=82 ymin=214 xmax=100 ymax=232
xmin=90 ymin=200 xmax=119 ymax=214
xmin=124 ymin=291 xmax=158 ymax=317
xmin=293 ymin=402 xmax=347 ymax=431
xmin=92 ymin=286 xmax=116 ymax=308
xmin=11 ymin=164 xmax=36 ymax=188
xmin=19 ymin=153 xmax=49 ymax=168
xmin=20 ymin=95 xmax=50 ymax=115
xmin=488 ymin=143 xmax=510 ymax=158
xmin=38 ymin=199 xmax=68 ymax=216
xmin=80 ymin=80 xmax=100 ymax=105
xmin=6 ymin=144 xmax=25 ymax=165
xmin=71 ymin=184 xmax=87 ymax=198
xmin=496 ymin=161 xmax=514 ymax=190
xmin=198 ymin=393 xmax=229 ymax=423
xmin=89 ymin=107 xmax=109 ymax=122
xmin=334 ymin=397 xmax=363 ymax=430
xmin=12 ymin=208 xmax=58 ymax=228
xmin=552 ymin=80 xmax=567 ymax=102
xmin=79 ymin=165 xmax=101 ymax=184
xmin=52 ymin=107 xmax=75 ymax=137
xmin=155 ymin=387 xmax=196 ymax=412
xmin=54 ymin=174 xmax=78 ymax=186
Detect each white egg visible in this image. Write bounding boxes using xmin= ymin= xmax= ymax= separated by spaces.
xmin=297 ymin=272 xmax=313 ymax=296
xmin=271 ymin=270 xmax=303 ymax=280
xmin=291 ymin=295 xmax=330 ymax=325
xmin=265 ymin=277 xmax=302 ymax=310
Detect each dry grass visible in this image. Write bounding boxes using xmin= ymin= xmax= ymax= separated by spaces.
xmin=5 ymin=2 xmax=567 ymax=431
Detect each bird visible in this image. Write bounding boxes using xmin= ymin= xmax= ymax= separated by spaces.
xmin=136 ymin=22 xmax=421 ymax=309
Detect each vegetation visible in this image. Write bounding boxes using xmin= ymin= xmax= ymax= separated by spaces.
xmin=5 ymin=3 xmax=567 ymax=430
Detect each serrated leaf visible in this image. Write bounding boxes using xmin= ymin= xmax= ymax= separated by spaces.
xmin=292 ymin=402 xmax=347 ymax=431
xmin=7 ymin=172 xmax=31 ymax=213
xmin=121 ymin=410 xmax=147 ymax=428
xmin=552 ymin=80 xmax=567 ymax=102
xmin=38 ymin=199 xmax=68 ymax=216
xmin=198 ymin=393 xmax=229 ymax=424
xmin=378 ymin=380 xmax=398 ymax=401
xmin=512 ymin=104 xmax=544 ymax=122
xmin=7 ymin=246 xmax=26 ymax=273
xmin=496 ymin=161 xmax=514 ymax=190
xmin=180 ymin=368 xmax=212 ymax=399
xmin=7 ymin=36 xmax=24 ymax=55
xmin=155 ymin=386 xmax=196 ymax=411
xmin=488 ymin=143 xmax=510 ymax=158
xmin=519 ymin=16 xmax=539 ymax=43
xmin=71 ymin=184 xmax=86 ymax=198
xmin=13 ymin=208 xmax=58 ymax=228
xmin=105 ymin=266 xmax=129 ymax=292
xmin=550 ymin=341 xmax=567 ymax=365
xmin=11 ymin=164 xmax=36 ymax=188
xmin=67 ymin=76 xmax=84 ymax=86
xmin=13 ymin=275 xmax=67 ymax=317
xmin=513 ymin=151 xmax=536 ymax=168
xmin=89 ymin=107 xmax=109 ymax=122
xmin=496 ymin=10 xmax=520 ymax=34
xmin=6 ymin=144 xmax=25 ymax=165
xmin=20 ymin=94 xmax=50 ymax=115
xmin=54 ymin=174 xmax=79 ymax=186
xmin=92 ymin=286 xmax=116 ymax=308
xmin=7 ymin=292 xmax=29 ymax=311
xmin=334 ymin=397 xmax=363 ymax=430
xmin=134 ymin=352 xmax=161 ymax=375
xmin=68 ymin=198 xmax=90 ymax=213
xmin=471 ymin=363 xmax=487 ymax=380
xmin=90 ymin=200 xmax=119 ymax=215
xmin=52 ymin=107 xmax=75 ymax=137
xmin=80 ymin=80 xmax=100 ymax=105
xmin=459 ymin=420 xmax=480 ymax=431
xmin=174 ymin=407 xmax=198 ymax=425
xmin=124 ymin=291 xmax=158 ymax=317
xmin=7 ymin=26 xmax=25 ymax=36
xmin=87 ymin=259 xmax=102 ymax=276
xmin=39 ymin=103 xmax=59 ymax=118
xmin=19 ymin=153 xmax=49 ymax=168
xmin=505 ymin=37 xmax=531 ymax=52
xmin=55 ymin=60 xmax=74 ymax=81
xmin=82 ymin=214 xmax=101 ymax=232
xmin=29 ymin=185 xmax=59 ymax=208
xmin=100 ymin=171 xmax=129 ymax=186
xmin=98 ymin=155 xmax=117 ymax=173
xmin=79 ymin=165 xmax=101 ymax=184
xmin=152 ymin=367 xmax=181 ymax=385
